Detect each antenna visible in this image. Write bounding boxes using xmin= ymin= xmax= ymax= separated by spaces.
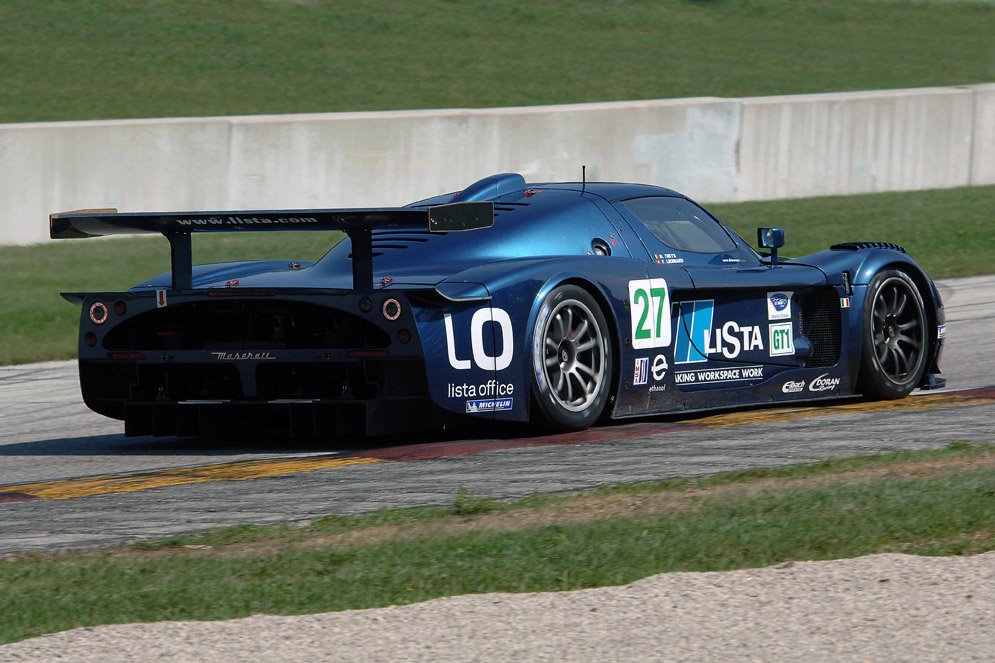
xmin=581 ymin=165 xmax=586 ymax=194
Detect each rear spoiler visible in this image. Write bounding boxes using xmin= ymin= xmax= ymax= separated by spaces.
xmin=50 ymin=203 xmax=493 ymax=290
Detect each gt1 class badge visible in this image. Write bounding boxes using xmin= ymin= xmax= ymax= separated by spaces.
xmin=769 ymin=322 xmax=794 ymax=356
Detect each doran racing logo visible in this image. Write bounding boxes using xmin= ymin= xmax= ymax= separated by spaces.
xmin=781 ymin=380 xmax=805 ymax=394
xmin=808 ymin=373 xmax=841 ymax=392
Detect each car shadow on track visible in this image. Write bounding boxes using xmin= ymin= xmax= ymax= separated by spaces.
xmin=7 ymin=389 xmax=968 ymax=459
xmin=0 ymin=420 xmax=542 ymax=457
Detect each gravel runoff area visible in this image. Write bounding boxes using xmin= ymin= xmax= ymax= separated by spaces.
xmin=3 ymin=552 xmax=993 ymax=662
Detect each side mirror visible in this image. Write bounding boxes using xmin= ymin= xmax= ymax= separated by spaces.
xmin=757 ymin=227 xmax=785 ymax=267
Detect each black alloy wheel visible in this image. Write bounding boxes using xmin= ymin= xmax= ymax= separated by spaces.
xmin=858 ymin=269 xmax=929 ymax=399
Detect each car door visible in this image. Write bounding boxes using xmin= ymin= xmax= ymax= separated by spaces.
xmin=613 ymin=196 xmax=828 ymax=401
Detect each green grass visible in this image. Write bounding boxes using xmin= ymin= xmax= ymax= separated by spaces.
xmin=711 ymin=185 xmax=995 ymax=279
xmin=0 ymin=0 xmax=992 ymax=123
xmin=0 ymin=231 xmax=337 ymax=365
xmin=2 ymin=443 xmax=992 ymax=645
xmin=1 ymin=185 xmax=991 ymax=366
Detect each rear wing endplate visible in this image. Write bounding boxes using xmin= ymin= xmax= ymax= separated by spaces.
xmin=50 ymin=203 xmax=493 ymax=290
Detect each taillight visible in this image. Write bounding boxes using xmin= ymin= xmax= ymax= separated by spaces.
xmin=382 ymin=298 xmax=401 ymax=321
xmin=88 ymin=302 xmax=109 ymax=325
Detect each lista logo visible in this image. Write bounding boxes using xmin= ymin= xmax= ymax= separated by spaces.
xmin=674 ymin=300 xmax=764 ymax=364
xmin=444 ymin=308 xmax=514 ymax=371
xmin=808 ymin=373 xmax=842 ymax=392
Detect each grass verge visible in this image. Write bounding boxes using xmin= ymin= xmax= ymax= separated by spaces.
xmin=2 ymin=185 xmax=992 ymax=366
xmin=2 ymin=442 xmax=993 ymax=645
xmin=1 ymin=1 xmax=992 ymax=123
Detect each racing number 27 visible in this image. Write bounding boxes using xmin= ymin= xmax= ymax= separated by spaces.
xmin=628 ymin=278 xmax=672 ymax=350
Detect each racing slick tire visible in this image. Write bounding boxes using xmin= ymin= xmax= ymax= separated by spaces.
xmin=530 ymin=285 xmax=614 ymax=431
xmin=857 ymin=269 xmax=929 ymax=400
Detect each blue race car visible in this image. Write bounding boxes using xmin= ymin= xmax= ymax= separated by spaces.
xmin=51 ymin=173 xmax=945 ymax=437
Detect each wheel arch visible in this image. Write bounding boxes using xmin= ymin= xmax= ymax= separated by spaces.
xmin=857 ymin=259 xmax=940 ymax=392
xmin=551 ymin=276 xmax=624 ymax=420
xmin=876 ymin=260 xmax=942 ymax=386
xmin=451 ymin=256 xmax=647 ymax=424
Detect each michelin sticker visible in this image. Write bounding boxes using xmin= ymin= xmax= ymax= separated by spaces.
xmin=767 ymin=292 xmax=792 ymax=320
xmin=466 ymin=398 xmax=513 ymax=413
xmin=769 ymin=322 xmax=794 ymax=357
xmin=628 ymin=279 xmax=671 ymax=350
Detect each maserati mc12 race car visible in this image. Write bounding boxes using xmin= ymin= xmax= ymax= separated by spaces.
xmin=50 ymin=173 xmax=945 ymax=437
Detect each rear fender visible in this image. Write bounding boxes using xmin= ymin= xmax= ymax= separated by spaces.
xmin=445 ymin=256 xmax=692 ymax=422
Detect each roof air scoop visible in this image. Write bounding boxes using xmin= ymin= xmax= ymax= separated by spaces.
xmin=451 ymin=173 xmax=526 ymax=202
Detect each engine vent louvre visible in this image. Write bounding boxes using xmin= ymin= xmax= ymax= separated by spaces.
xmin=797 ymin=288 xmax=842 ymax=368
xmin=363 ymin=230 xmax=442 ymax=253
xmin=830 ymin=242 xmax=906 ymax=253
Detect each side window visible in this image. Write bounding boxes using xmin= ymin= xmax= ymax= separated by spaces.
xmin=622 ymin=197 xmax=737 ymax=254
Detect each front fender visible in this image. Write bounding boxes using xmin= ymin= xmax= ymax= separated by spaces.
xmin=795 ymin=247 xmax=944 ymax=389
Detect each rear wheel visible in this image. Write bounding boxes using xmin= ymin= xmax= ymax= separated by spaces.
xmin=858 ymin=269 xmax=928 ymax=399
xmin=531 ymin=285 xmax=613 ymax=431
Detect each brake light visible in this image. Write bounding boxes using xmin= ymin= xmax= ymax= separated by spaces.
xmin=382 ymin=298 xmax=401 ymax=321
xmin=89 ymin=302 xmax=109 ymax=325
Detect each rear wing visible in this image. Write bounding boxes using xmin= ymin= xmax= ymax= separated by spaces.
xmin=50 ymin=203 xmax=493 ymax=290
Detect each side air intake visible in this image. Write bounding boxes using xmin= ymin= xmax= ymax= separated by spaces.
xmin=830 ymin=242 xmax=906 ymax=253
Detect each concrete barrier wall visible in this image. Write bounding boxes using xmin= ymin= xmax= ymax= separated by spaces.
xmin=737 ymin=88 xmax=976 ymax=201
xmin=971 ymin=83 xmax=995 ymax=186
xmin=1 ymin=85 xmax=991 ymax=245
xmin=224 ymin=98 xmax=740 ymax=211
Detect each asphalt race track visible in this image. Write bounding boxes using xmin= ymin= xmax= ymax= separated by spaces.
xmin=1 ymin=276 xmax=992 ymax=554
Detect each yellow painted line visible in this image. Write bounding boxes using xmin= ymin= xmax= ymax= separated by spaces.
xmin=684 ymin=393 xmax=994 ymax=429
xmin=0 ymin=455 xmax=386 ymax=501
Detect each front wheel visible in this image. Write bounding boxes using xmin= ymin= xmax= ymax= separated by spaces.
xmin=857 ymin=269 xmax=929 ymax=399
xmin=530 ymin=285 xmax=614 ymax=431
